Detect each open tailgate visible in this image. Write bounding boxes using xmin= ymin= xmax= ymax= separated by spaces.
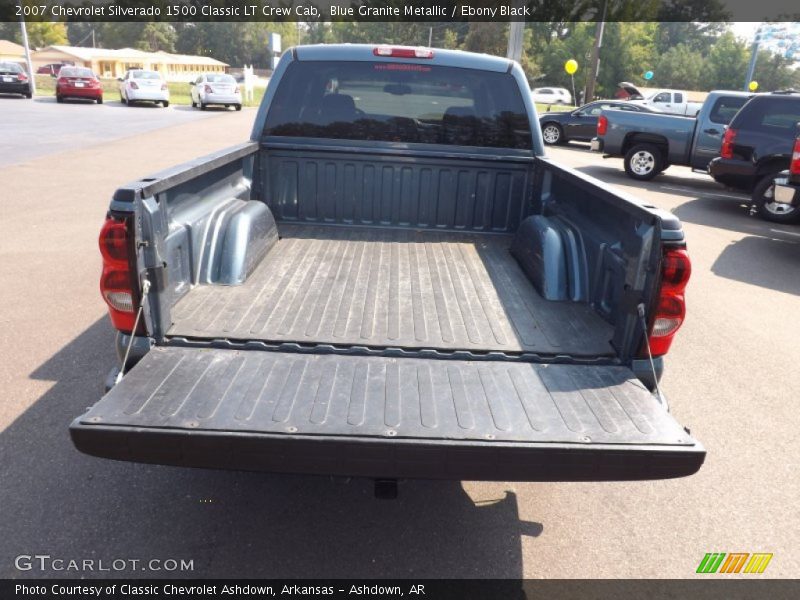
xmin=71 ymin=347 xmax=704 ymax=481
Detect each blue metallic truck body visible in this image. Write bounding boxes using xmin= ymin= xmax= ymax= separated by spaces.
xmin=71 ymin=45 xmax=704 ymax=483
xmin=593 ymin=91 xmax=752 ymax=179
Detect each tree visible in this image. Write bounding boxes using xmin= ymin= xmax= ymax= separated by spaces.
xmin=136 ymin=23 xmax=176 ymax=53
xmin=25 ymin=22 xmax=68 ymax=47
xmin=752 ymin=50 xmax=800 ymax=92
xmin=707 ymin=32 xmax=749 ymax=90
xmin=655 ymin=43 xmax=704 ymax=90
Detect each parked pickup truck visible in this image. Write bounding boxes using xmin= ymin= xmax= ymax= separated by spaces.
xmin=71 ymin=45 xmax=703 ymax=486
xmin=592 ymin=91 xmax=751 ymax=180
xmin=617 ymin=82 xmax=703 ymax=116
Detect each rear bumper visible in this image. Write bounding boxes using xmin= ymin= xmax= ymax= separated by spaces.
xmin=708 ymin=157 xmax=756 ymax=191
xmin=58 ymin=86 xmax=102 ymax=99
xmin=0 ymin=81 xmax=30 ymax=95
xmin=774 ymin=178 xmax=799 ymax=206
xmin=127 ymin=89 xmax=169 ymax=102
xmin=201 ymin=92 xmax=241 ymax=105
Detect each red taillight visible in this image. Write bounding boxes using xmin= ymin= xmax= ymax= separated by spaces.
xmin=99 ymin=217 xmax=139 ymax=333
xmin=597 ymin=115 xmax=608 ymax=136
xmin=161 ymin=83 xmax=168 ymax=91
xmin=643 ymin=248 xmax=691 ymax=357
xmin=720 ymin=127 xmax=737 ymax=159
xmin=57 ymin=77 xmax=68 ymax=86
xmin=790 ymin=137 xmax=800 ymax=175
xmin=204 ymin=84 xmax=213 ymax=93
xmin=18 ymin=72 xmax=28 ymax=82
xmin=129 ymin=81 xmax=139 ymax=90
xmin=91 ymin=77 xmax=100 ymax=87
xmin=373 ymin=46 xmax=434 ymax=59
xmin=99 ymin=218 xmax=128 ymax=263
xmin=234 ymin=86 xmax=240 ymax=94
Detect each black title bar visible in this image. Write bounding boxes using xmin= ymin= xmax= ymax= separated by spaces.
xmin=1 ymin=0 xmax=799 ymax=23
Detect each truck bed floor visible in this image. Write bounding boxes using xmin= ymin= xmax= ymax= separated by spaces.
xmin=168 ymin=225 xmax=615 ymax=356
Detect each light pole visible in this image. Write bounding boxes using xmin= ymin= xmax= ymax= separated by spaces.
xmin=17 ymin=0 xmax=36 ymax=96
xmin=745 ymin=24 xmax=764 ymax=91
xmin=584 ymin=0 xmax=607 ymax=104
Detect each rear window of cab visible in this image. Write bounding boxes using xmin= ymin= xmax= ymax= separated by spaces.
xmin=264 ymin=61 xmax=532 ymax=149
xmin=732 ymin=96 xmax=800 ymax=131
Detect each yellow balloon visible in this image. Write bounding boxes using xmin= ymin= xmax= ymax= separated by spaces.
xmin=565 ymin=59 xmax=578 ymax=75
xmin=748 ymin=80 xmax=759 ymax=91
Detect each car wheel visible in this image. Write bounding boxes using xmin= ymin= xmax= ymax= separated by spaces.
xmin=56 ymin=95 xmax=63 ymax=103
xmin=235 ymin=104 xmax=242 ymax=111
xmin=752 ymin=173 xmax=800 ymax=224
xmin=162 ymin=101 xmax=169 ymax=108
xmin=624 ymin=143 xmax=664 ymax=181
xmin=25 ymin=91 xmax=32 ymax=99
xmin=200 ymin=102 xmax=207 ymax=111
xmin=541 ymin=123 xmax=563 ymax=145
xmin=191 ymin=100 xmax=196 ymax=108
xmin=97 ymin=96 xmax=103 ymax=104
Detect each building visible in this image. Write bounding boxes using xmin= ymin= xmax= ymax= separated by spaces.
xmin=0 ymin=40 xmax=26 ymax=63
xmin=30 ymin=45 xmax=228 ymax=81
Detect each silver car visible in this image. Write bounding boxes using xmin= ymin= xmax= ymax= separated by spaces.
xmin=190 ymin=73 xmax=242 ymax=111
xmin=118 ymin=69 xmax=169 ymax=107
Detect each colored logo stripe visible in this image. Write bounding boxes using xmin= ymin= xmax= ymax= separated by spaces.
xmin=719 ymin=553 xmax=749 ymax=573
xmin=697 ymin=553 xmax=726 ymax=573
xmin=744 ymin=553 xmax=773 ymax=574
xmin=697 ymin=552 xmax=772 ymax=574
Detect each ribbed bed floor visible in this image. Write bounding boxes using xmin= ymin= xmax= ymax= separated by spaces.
xmin=168 ymin=225 xmax=615 ymax=356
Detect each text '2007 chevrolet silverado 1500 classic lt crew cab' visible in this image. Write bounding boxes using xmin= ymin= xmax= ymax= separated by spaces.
xmin=71 ymin=45 xmax=704 ymax=484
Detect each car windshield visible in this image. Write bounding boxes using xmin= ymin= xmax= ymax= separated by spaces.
xmin=0 ymin=62 xmax=23 ymax=73
xmin=60 ymin=67 xmax=94 ymax=78
xmin=207 ymin=74 xmax=235 ymax=84
xmin=132 ymin=71 xmax=160 ymax=80
xmin=265 ymin=61 xmax=532 ymax=149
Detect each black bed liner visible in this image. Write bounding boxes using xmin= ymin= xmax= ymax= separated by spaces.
xmin=168 ymin=225 xmax=615 ymax=357
xmin=71 ymin=347 xmax=704 ymax=481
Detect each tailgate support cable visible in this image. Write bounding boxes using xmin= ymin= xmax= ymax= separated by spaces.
xmin=637 ymin=303 xmax=665 ymax=406
xmin=115 ymin=278 xmax=151 ymax=385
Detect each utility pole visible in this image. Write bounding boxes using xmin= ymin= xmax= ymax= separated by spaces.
xmin=507 ymin=21 xmax=524 ymax=62
xmin=584 ymin=0 xmax=607 ymax=104
xmin=506 ymin=0 xmax=525 ymax=62
xmin=18 ymin=1 xmax=35 ymax=97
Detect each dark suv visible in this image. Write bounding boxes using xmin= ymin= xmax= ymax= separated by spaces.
xmin=709 ymin=93 xmax=800 ymax=200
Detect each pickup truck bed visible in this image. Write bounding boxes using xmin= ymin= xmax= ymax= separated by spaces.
xmin=168 ymin=224 xmax=615 ymax=356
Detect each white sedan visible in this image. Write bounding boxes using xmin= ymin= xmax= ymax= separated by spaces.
xmin=531 ymin=87 xmax=572 ymax=105
xmin=190 ymin=73 xmax=242 ymax=111
xmin=118 ymin=70 xmax=169 ymax=107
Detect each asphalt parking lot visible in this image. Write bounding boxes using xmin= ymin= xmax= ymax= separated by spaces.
xmin=1 ymin=99 xmax=798 ymax=579
xmin=0 ymin=96 xmax=227 ymax=168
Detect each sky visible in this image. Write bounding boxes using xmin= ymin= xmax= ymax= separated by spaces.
xmin=730 ymin=22 xmax=760 ymax=43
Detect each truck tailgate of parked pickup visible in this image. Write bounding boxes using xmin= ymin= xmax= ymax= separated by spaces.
xmin=72 ymin=44 xmax=704 ymax=482
xmin=71 ymin=347 xmax=702 ymax=481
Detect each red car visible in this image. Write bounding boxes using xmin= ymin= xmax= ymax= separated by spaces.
xmin=56 ymin=66 xmax=103 ymax=104
xmin=37 ymin=62 xmax=73 ymax=76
